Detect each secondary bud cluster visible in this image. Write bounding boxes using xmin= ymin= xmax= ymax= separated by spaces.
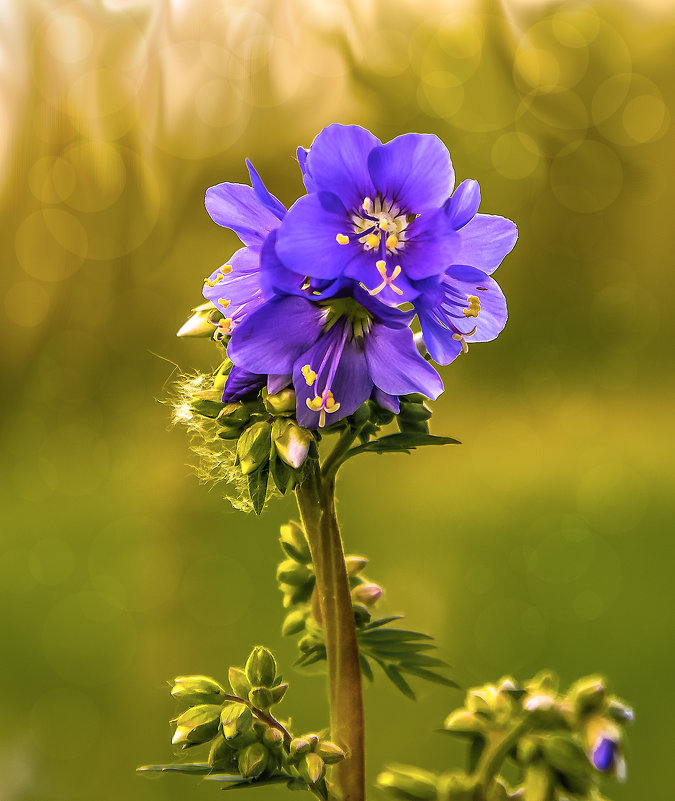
xmin=177 ymin=357 xmax=317 ymax=513
xmin=277 ymin=520 xmax=384 ymax=641
xmin=140 ymin=645 xmax=347 ymax=793
xmin=378 ymin=671 xmax=632 ymax=801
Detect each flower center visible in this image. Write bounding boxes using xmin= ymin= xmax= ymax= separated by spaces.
xmin=335 ymin=196 xmax=412 ymax=297
xmin=301 ymin=298 xmax=372 ymax=427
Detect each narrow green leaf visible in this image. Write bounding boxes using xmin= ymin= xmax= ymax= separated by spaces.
xmin=190 ymin=400 xmax=225 ymax=418
xmin=360 ymin=628 xmax=433 ymax=642
xmin=399 ymin=654 xmax=450 ymax=669
xmin=359 ymin=654 xmax=374 ymax=682
xmin=346 ymin=433 xmax=460 ymax=461
xmin=380 ymin=663 xmax=416 ymax=700
xmin=398 ymin=665 xmax=459 ymax=688
xmin=359 ymin=616 xmax=404 ymax=630
xmin=137 ymin=763 xmax=212 ymax=774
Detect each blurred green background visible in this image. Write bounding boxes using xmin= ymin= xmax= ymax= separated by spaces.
xmin=1 ymin=0 xmax=673 ymax=798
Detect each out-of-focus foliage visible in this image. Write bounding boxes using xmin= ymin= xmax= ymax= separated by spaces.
xmin=1 ymin=1 xmax=673 ymax=800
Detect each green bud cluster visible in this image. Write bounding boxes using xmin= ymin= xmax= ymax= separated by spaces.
xmin=277 ymin=520 xmax=384 ymax=641
xmin=179 ymin=362 xmax=318 ymax=514
xmin=379 ymin=671 xmax=633 ymax=801
xmin=140 ymin=645 xmax=345 ymax=793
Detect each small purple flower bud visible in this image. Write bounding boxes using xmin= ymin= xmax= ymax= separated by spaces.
xmin=591 ymin=736 xmax=617 ymax=772
xmin=352 ymin=583 xmax=383 ymax=606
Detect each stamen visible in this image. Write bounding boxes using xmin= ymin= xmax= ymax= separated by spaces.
xmin=386 ymin=234 xmax=398 ymax=250
xmin=220 ymin=264 xmax=233 ymax=275
xmin=452 ymin=333 xmax=469 ymax=354
xmin=204 ymin=273 xmax=224 ymax=288
xmin=214 ymin=317 xmax=232 ymax=341
xmin=336 ymin=233 xmax=349 ymax=245
xmin=362 ymin=197 xmax=372 ymax=212
xmin=463 ymin=294 xmax=481 ymax=318
xmin=218 ymin=298 xmax=230 ymax=309
xmin=378 ymin=219 xmax=388 ymax=231
xmin=364 ymin=233 xmax=380 ymax=250
xmin=301 ymin=364 xmax=317 ymax=386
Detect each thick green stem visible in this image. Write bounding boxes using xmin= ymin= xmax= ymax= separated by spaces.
xmin=473 ymin=719 xmax=530 ymax=799
xmin=296 ymin=461 xmax=365 ymax=801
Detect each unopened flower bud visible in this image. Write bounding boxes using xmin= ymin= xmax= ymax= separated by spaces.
xmin=171 ymin=675 xmax=225 ymax=705
xmin=236 ymin=422 xmax=272 ymax=475
xmin=209 ymin=733 xmax=238 ymax=771
xmin=245 ymin=646 xmax=277 ymax=688
xmin=220 ymin=702 xmax=253 ymax=740
xmin=263 ymin=387 xmax=297 ymax=415
xmin=443 ymin=710 xmax=485 ymax=736
xmin=282 ymin=610 xmax=306 ymax=636
xmin=228 ymin=667 xmax=251 ymax=699
xmin=352 ymin=582 xmax=383 ymax=606
xmin=217 ymin=403 xmax=251 ymax=429
xmin=542 ymin=735 xmax=592 ymax=780
xmin=517 ymin=736 xmax=541 ymax=764
xmin=298 ymin=752 xmax=325 ymax=785
xmin=177 ymin=302 xmax=219 ymax=338
xmin=290 ymin=738 xmax=312 ymax=758
xmin=249 ymin=686 xmax=274 ymax=710
xmin=607 ymin=699 xmax=634 ymax=725
xmin=277 ymin=559 xmax=313 ymax=587
xmin=263 ymin=726 xmax=284 ymax=750
xmin=352 ymin=602 xmax=371 ymax=626
xmin=317 ymin=741 xmax=346 ymax=764
xmin=280 ymin=522 xmax=311 ymax=564
xmin=172 ymin=704 xmax=222 ymax=746
xmin=238 ymin=742 xmax=269 ymax=779
xmin=273 ymin=418 xmax=312 ymax=469
xmin=568 ymin=675 xmax=606 ymax=715
xmin=376 ymin=765 xmax=438 ymax=801
xmin=345 ymin=555 xmax=368 ymax=575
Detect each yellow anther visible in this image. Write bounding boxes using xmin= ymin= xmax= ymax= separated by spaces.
xmin=301 ymin=364 xmax=317 ymax=386
xmin=386 ymin=234 xmax=398 ymax=250
xmin=306 ymin=396 xmax=324 ymax=411
xmin=362 ymin=197 xmax=372 ymax=212
xmin=218 ymin=298 xmax=230 ymax=308
xmin=462 ymin=295 xmax=481 ymax=318
xmin=324 ymin=391 xmax=340 ymax=412
xmin=365 ymin=233 xmax=380 ymax=249
xmin=379 ymin=219 xmax=388 ymax=231
xmin=220 ymin=264 xmax=233 ymax=275
xmin=336 ymin=233 xmax=349 ymax=245
xmin=375 ymin=260 xmax=387 ymax=276
xmin=204 ymin=273 xmax=225 ymax=288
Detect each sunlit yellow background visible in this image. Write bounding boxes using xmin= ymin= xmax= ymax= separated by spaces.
xmin=2 ymin=0 xmax=673 ymax=798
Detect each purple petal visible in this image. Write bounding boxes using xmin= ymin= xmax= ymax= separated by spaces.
xmin=203 ymin=246 xmax=265 ymax=322
xmin=221 ymin=366 xmax=266 ymax=402
xmin=372 ymin=387 xmax=400 ymax=414
xmin=444 ymin=267 xmax=508 ymax=343
xmin=246 ymin=159 xmax=286 ymax=221
xmin=228 ymin=296 xmax=323 ymax=374
xmin=364 ymin=323 xmax=444 ymax=399
xmin=401 ymin=207 xmax=462 ymax=281
xmin=293 ymin=330 xmax=372 ymax=429
xmin=296 ymin=146 xmax=315 ymax=193
xmin=367 ymin=133 xmax=454 ymax=214
xmin=267 ymin=374 xmax=291 ymax=394
xmin=345 ymin=252 xmax=420 ymax=305
xmin=205 ymin=181 xmax=282 ymax=246
xmin=305 ymin=124 xmax=380 ymax=211
xmin=259 ymin=231 xmax=307 ymax=297
xmin=445 ymin=179 xmax=480 ymax=230
xmin=417 ymin=309 xmax=464 ymax=365
xmin=453 ymin=213 xmax=518 ymax=275
xmin=275 ymin=192 xmax=358 ymax=280
xmin=591 ymin=737 xmax=617 ymax=773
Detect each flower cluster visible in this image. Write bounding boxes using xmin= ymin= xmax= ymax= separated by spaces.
xmin=198 ymin=124 xmax=517 ymax=430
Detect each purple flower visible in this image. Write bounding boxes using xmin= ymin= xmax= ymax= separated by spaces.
xmin=591 ymin=736 xmax=617 ymax=772
xmin=275 ymin=125 xmax=516 ymax=322
xmin=226 ymin=290 xmax=443 ymax=429
xmin=201 ymin=160 xmax=287 ymax=336
xmin=412 ymin=180 xmax=515 ymax=363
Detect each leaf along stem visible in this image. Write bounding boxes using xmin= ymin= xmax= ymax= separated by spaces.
xmin=295 ymin=460 xmax=366 ymax=801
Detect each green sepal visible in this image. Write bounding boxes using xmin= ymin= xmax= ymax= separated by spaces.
xmin=270 ymin=455 xmax=296 ymax=494
xmin=209 ymin=733 xmax=239 ymax=772
xmin=245 ymin=646 xmax=277 ymax=688
xmin=171 ymin=675 xmax=226 ymax=705
xmin=237 ymin=421 xmax=272 ymax=476
xmin=297 ymin=752 xmax=325 ymax=785
xmin=190 ymin=399 xmax=225 ymax=418
xmin=228 ymin=667 xmax=251 ymax=699
xmin=172 ymin=704 xmax=222 ymax=746
xmin=542 ymin=735 xmax=592 ymax=780
xmin=282 ymin=610 xmax=306 ymax=636
xmin=238 ymin=742 xmax=269 ymax=779
xmin=248 ymin=464 xmax=269 ymax=515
